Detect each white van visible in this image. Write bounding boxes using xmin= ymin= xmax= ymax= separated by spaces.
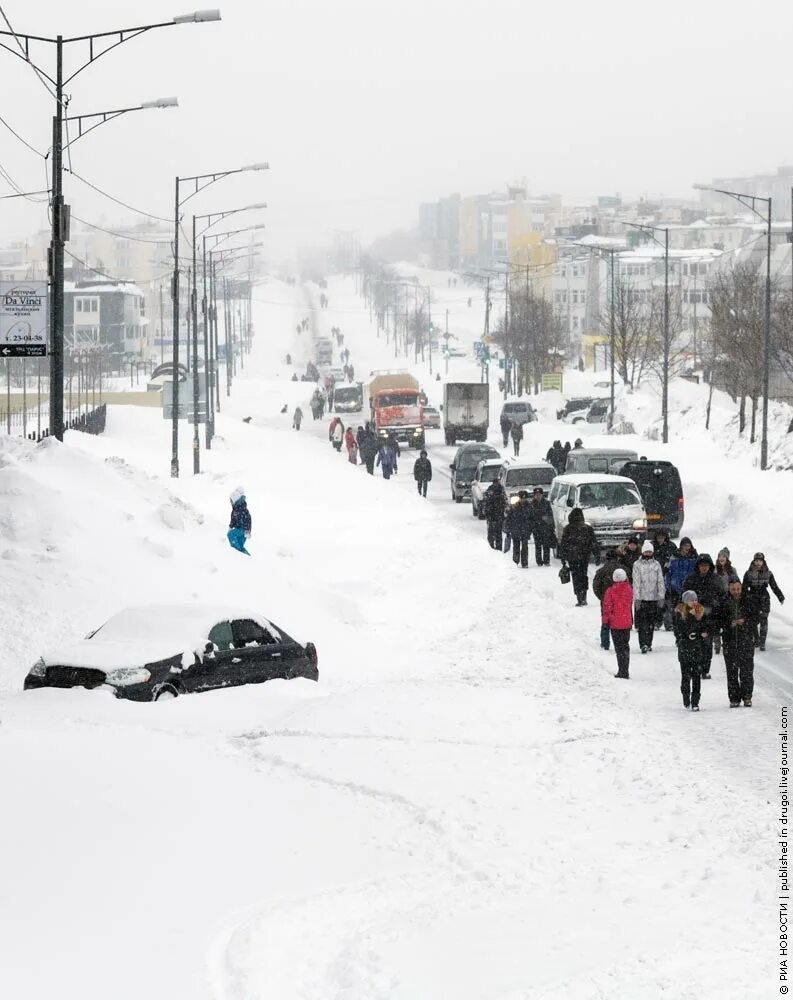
xmin=497 ymin=458 xmax=556 ymax=502
xmin=549 ymin=473 xmax=647 ymax=549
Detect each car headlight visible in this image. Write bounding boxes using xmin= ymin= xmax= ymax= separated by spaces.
xmin=509 ymin=494 xmax=519 ymax=505
xmin=105 ymin=667 xmax=151 ymax=687
xmin=632 ymin=518 xmax=647 ymax=530
xmin=29 ymin=657 xmax=46 ymax=678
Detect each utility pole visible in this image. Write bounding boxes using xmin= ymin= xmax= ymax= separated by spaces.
xmin=427 ymin=287 xmax=433 ymax=375
xmin=50 ymin=36 xmax=65 ymax=442
xmin=445 ymin=308 xmax=449 ymax=376
xmin=662 ymin=226 xmax=670 ymax=444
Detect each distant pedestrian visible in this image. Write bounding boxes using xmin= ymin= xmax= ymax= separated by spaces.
xmin=376 ymin=443 xmax=395 ymax=479
xmin=293 ymin=406 xmax=303 ymax=430
xmin=360 ymin=427 xmax=378 ymax=475
xmin=529 ymin=487 xmax=554 ymax=566
xmin=504 ymin=490 xmax=533 ymax=568
xmin=500 ymin=411 xmax=511 ymax=447
xmin=227 ymin=486 xmax=251 ymax=555
xmin=332 ymin=417 xmax=345 ymax=452
xmin=718 ymin=575 xmax=758 ymax=707
xmin=742 ymin=551 xmax=785 ymax=651
xmin=593 ymin=548 xmax=623 ymax=650
xmin=344 ymin=427 xmax=358 ymax=464
xmin=632 ymin=540 xmax=665 ymax=653
xmin=560 ymin=507 xmax=600 ymax=606
xmin=386 ymin=433 xmax=401 ymax=473
xmin=413 ymin=449 xmax=432 ymax=496
xmin=510 ymin=420 xmax=523 ymax=457
xmin=483 ymin=479 xmax=507 ymax=550
xmin=602 ymin=568 xmax=633 ymax=678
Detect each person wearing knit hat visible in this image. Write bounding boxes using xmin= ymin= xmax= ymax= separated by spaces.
xmin=632 ymin=538 xmax=666 ymax=653
xmin=673 ymin=590 xmax=709 ymax=711
xmin=602 ymin=567 xmax=634 ymax=678
xmin=713 ymin=548 xmax=735 ymax=654
xmin=742 ymin=552 xmax=785 ymax=652
xmin=682 ymin=553 xmax=720 ymax=679
xmin=227 ymin=487 xmax=252 ymax=555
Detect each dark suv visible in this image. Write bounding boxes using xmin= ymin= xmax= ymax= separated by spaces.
xmin=449 ymin=443 xmax=500 ymax=502
xmin=620 ymin=460 xmax=684 ymax=538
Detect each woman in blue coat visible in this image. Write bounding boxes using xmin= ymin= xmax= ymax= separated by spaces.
xmin=228 ymin=486 xmax=252 ymax=554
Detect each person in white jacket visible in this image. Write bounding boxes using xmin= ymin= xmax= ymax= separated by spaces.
xmin=632 ymin=540 xmax=666 ymax=653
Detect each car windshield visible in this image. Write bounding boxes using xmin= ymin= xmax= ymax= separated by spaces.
xmin=576 ymin=482 xmax=642 ymax=509
xmin=377 ymin=392 xmax=418 ymax=407
xmin=480 ymin=465 xmax=501 ymax=483
xmin=506 ymin=467 xmax=555 ymax=487
xmin=334 ymin=387 xmax=358 ymax=401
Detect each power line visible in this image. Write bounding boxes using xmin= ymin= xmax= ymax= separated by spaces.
xmin=0 ymin=4 xmax=59 ymax=103
xmin=0 ymin=110 xmax=45 ymax=157
xmin=64 ymin=166 xmax=171 ymax=223
xmin=70 ymin=214 xmax=168 ymax=245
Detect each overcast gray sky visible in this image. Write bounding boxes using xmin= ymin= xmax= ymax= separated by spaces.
xmin=1 ymin=0 xmax=791 ymax=259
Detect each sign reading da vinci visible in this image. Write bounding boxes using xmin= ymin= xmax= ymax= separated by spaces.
xmin=0 ymin=281 xmax=48 ymax=357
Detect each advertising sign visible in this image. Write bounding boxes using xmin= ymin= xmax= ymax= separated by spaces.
xmin=541 ymin=372 xmax=563 ymax=392
xmin=0 ymin=280 xmax=48 ymax=357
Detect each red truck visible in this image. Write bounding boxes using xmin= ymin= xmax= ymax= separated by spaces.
xmin=364 ymin=371 xmax=425 ymax=448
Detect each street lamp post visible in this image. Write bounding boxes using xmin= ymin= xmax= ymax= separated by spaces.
xmin=170 ymin=164 xmax=268 ymax=477
xmin=0 ymin=11 xmax=220 ymax=444
xmin=694 ymin=184 xmax=773 ymax=469
xmin=622 ymin=222 xmax=670 ymax=442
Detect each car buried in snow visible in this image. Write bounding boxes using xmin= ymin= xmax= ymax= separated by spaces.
xmin=23 ymin=604 xmax=318 ymax=702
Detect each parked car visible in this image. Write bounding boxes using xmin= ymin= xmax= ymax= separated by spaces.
xmin=620 ymin=459 xmax=685 ymax=537
xmin=470 ymin=458 xmax=504 ymax=518
xmin=500 ymin=401 xmax=535 ymax=427
xmin=23 ymin=605 xmax=318 ymax=702
xmin=564 ymin=447 xmax=638 ymax=474
xmin=497 ymin=458 xmax=557 ymax=503
xmin=449 ymin=443 xmax=501 ymax=502
xmin=423 ymin=405 xmax=441 ymax=430
xmin=548 ymin=473 xmax=647 ymax=551
xmin=446 ymin=346 xmax=467 ymax=358
xmin=556 ymin=397 xmax=593 ymax=422
xmin=585 ymin=399 xmax=611 ymax=424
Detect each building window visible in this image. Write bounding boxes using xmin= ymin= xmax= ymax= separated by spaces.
xmin=75 ymin=297 xmax=99 ymax=314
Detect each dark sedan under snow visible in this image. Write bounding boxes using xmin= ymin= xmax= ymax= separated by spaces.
xmin=23 ymin=604 xmax=318 ymax=701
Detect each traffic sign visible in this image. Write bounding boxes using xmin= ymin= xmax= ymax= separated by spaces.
xmin=541 ymin=372 xmax=563 ymax=392
xmin=0 ymin=281 xmax=48 ymax=357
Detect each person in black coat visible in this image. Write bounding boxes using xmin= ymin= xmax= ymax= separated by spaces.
xmin=386 ymin=432 xmax=401 ymax=473
xmin=683 ymin=553 xmax=721 ymax=679
xmin=483 ymin=480 xmax=507 ymax=551
xmin=504 ymin=490 xmax=533 ymax=568
xmin=673 ymin=591 xmax=710 ymax=711
xmin=529 ymin=487 xmax=554 ymax=566
xmin=359 ymin=428 xmax=378 ymax=475
xmin=510 ymin=421 xmax=523 ymax=457
xmin=413 ymin=450 xmax=432 ymax=497
xmin=500 ymin=412 xmax=511 ymax=447
xmin=742 ymin=551 xmax=785 ymax=650
xmin=652 ymin=528 xmax=678 ymax=572
xmin=560 ymin=507 xmax=600 ymax=606
xmin=718 ymin=575 xmax=759 ymax=707
xmin=620 ymin=535 xmax=641 ymax=580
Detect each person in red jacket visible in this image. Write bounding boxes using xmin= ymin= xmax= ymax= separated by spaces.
xmin=602 ymin=567 xmax=634 ymax=679
xmin=344 ymin=427 xmax=358 ymax=464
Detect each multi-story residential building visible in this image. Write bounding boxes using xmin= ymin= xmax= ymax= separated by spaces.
xmin=697 ymin=165 xmax=793 ymax=221
xmin=65 ymin=280 xmax=147 ymax=366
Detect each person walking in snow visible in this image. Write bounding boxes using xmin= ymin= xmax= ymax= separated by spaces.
xmin=718 ymin=575 xmax=758 ymax=707
xmin=529 ymin=487 xmax=554 ymax=566
xmin=632 ymin=540 xmax=666 ymax=653
xmin=293 ymin=406 xmax=303 ymax=430
xmin=227 ymin=487 xmax=251 ymax=555
xmin=742 ymin=551 xmax=785 ymax=651
xmin=664 ymin=536 xmax=698 ymax=630
xmin=344 ymin=426 xmax=358 ymax=464
xmin=683 ymin=554 xmax=721 ymax=679
xmin=510 ymin=420 xmax=523 ymax=457
xmin=593 ymin=547 xmax=623 ymax=650
xmin=356 ymin=425 xmax=366 ymax=453
xmin=332 ymin=417 xmax=345 ymax=452
xmin=602 ymin=568 xmax=633 ymax=678
xmin=673 ymin=590 xmax=710 ymax=711
xmin=504 ymin=490 xmax=533 ymax=568
xmin=500 ymin=411 xmax=511 ymax=448
xmin=712 ymin=547 xmax=734 ymax=654
xmin=413 ymin=449 xmax=432 ymax=496
xmin=483 ymin=478 xmax=507 ymax=551
xmin=386 ymin=432 xmax=401 ymax=474
xmin=359 ymin=427 xmax=378 ymax=475
xmin=376 ymin=442 xmax=395 ymax=479
xmin=560 ymin=507 xmax=600 ymax=606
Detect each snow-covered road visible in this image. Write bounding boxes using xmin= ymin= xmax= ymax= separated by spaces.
xmin=0 ymin=273 xmax=781 ymax=999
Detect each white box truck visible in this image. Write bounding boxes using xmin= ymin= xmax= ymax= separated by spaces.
xmin=443 ymin=382 xmax=489 ymax=445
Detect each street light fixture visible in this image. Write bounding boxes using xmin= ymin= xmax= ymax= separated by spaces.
xmin=693 ymin=183 xmax=772 ymax=469
xmin=0 ymin=11 xmax=220 ymax=443
xmin=170 ymin=166 xmax=268 ymax=478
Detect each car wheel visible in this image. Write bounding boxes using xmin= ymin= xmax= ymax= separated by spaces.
xmin=154 ymin=683 xmax=180 ymax=702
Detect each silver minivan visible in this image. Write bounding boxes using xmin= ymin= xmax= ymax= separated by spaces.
xmin=564 ymin=447 xmax=638 ymax=474
xmin=549 ymin=473 xmax=647 ymax=549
